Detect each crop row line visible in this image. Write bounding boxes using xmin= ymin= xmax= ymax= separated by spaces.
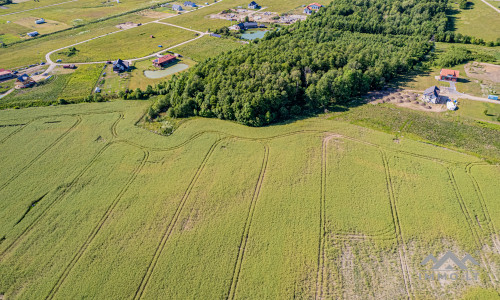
xmin=46 ymin=149 xmax=150 ymax=299
xmin=227 ymin=143 xmax=269 ymax=300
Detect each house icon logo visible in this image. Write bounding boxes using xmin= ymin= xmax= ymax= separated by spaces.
xmin=418 ymin=251 xmax=480 ymax=281
xmin=421 ymin=251 xmax=479 ymax=270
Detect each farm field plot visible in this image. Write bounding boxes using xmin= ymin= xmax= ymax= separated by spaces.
xmin=0 ymin=101 xmax=498 ymax=299
xmin=173 ymin=35 xmax=242 ymax=62
xmin=0 ymin=14 xmax=151 ymax=68
xmin=51 ymin=23 xmax=196 ymax=63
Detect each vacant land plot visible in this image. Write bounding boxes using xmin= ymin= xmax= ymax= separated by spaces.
xmin=449 ymin=0 xmax=500 ymax=42
xmin=0 ymin=100 xmax=498 ymax=299
xmin=51 ymin=23 xmax=196 ymax=62
xmin=173 ymin=35 xmax=242 ymax=61
xmin=58 ymin=64 xmax=103 ymax=100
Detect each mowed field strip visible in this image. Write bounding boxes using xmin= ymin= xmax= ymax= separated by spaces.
xmin=0 ymin=101 xmax=499 ymax=299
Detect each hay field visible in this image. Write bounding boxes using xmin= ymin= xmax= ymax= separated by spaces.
xmin=0 ymin=101 xmax=499 ymax=299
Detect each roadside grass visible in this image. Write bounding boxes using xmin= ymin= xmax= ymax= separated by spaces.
xmin=173 ymin=35 xmax=242 ymax=62
xmin=1 ymin=74 xmax=71 ymax=107
xmin=0 ymin=78 xmax=14 ymax=93
xmin=58 ymin=64 xmax=103 ymax=100
xmin=0 ymin=101 xmax=498 ymax=299
xmin=51 ymin=23 xmax=196 ymax=63
xmin=0 ymin=14 xmax=151 ymax=68
xmin=448 ymin=0 xmax=500 ymax=42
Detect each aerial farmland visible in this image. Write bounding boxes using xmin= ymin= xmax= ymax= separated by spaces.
xmin=0 ymin=0 xmax=500 ymax=299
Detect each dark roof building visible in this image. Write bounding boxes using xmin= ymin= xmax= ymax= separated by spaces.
xmin=113 ymin=59 xmax=129 ymax=73
xmin=248 ymin=1 xmax=259 ymax=9
xmin=184 ymin=1 xmax=197 ymax=7
xmin=423 ymin=86 xmax=441 ymax=104
xmin=172 ymin=4 xmax=183 ymax=11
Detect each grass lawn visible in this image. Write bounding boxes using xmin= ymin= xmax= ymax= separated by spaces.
xmin=98 ymin=64 xmax=130 ymax=95
xmin=448 ymin=0 xmax=500 ymax=42
xmin=51 ymin=22 xmax=196 ymax=63
xmin=454 ymin=98 xmax=500 ymax=123
xmin=128 ymin=57 xmax=196 ymax=90
xmin=0 ymin=100 xmax=498 ymax=299
xmin=173 ymin=35 xmax=243 ymax=62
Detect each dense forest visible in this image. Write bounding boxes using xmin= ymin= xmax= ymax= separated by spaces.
xmin=148 ymin=0 xmax=449 ymax=126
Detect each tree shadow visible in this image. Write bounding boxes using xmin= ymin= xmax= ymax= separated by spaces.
xmin=446 ymin=7 xmax=460 ymax=32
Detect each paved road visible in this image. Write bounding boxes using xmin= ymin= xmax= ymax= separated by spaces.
xmin=0 ymin=0 xmax=78 ymax=17
xmin=480 ymin=0 xmax=500 ymax=14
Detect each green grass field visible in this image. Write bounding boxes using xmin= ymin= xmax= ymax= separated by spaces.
xmin=173 ymin=35 xmax=242 ymax=61
xmin=0 ymin=100 xmax=498 ymax=299
xmin=58 ymin=64 xmax=103 ymax=100
xmin=51 ymin=23 xmax=196 ymax=63
xmin=449 ymin=0 xmax=500 ymax=42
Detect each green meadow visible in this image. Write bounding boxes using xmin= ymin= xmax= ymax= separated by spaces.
xmin=0 ymin=100 xmax=498 ymax=299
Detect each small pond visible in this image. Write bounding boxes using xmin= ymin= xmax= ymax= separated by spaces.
xmin=240 ymin=30 xmax=268 ymax=40
xmin=144 ymin=64 xmax=189 ymax=79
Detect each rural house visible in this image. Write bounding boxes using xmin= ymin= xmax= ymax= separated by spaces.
xmin=183 ymin=1 xmax=197 ymax=7
xmin=113 ymin=59 xmax=129 ymax=73
xmin=172 ymin=4 xmax=183 ymax=11
xmin=153 ymin=54 xmax=177 ymax=68
xmin=15 ymin=74 xmax=35 ymax=89
xmin=440 ymin=69 xmax=460 ymax=82
xmin=304 ymin=2 xmax=323 ymax=14
xmin=230 ymin=22 xmax=264 ymax=30
xmin=35 ymin=18 xmax=45 ymax=24
xmin=27 ymin=31 xmax=39 ymax=37
xmin=0 ymin=69 xmax=13 ymax=80
xmin=423 ymin=86 xmax=441 ymax=104
xmin=248 ymin=1 xmax=259 ymax=9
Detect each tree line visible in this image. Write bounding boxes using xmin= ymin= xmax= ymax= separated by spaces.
xmin=145 ymin=0 xmax=468 ymax=126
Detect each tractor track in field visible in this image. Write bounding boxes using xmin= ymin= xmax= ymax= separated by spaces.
xmin=133 ymin=139 xmax=223 ymax=300
xmin=381 ymin=151 xmax=413 ymax=298
xmin=466 ymin=163 xmax=500 ymax=254
xmin=314 ymin=134 xmax=332 ymax=299
xmin=0 ymin=142 xmax=115 ymax=260
xmin=110 ymin=112 xmax=123 ymax=138
xmin=0 ymin=122 xmax=31 ymax=144
xmin=447 ymin=167 xmax=499 ymax=284
xmin=0 ymin=116 xmax=82 ymax=193
xmin=45 ymin=149 xmax=150 ymax=300
xmin=227 ymin=143 xmax=269 ymax=300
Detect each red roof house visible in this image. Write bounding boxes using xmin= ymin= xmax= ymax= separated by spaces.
xmin=153 ymin=54 xmax=177 ymax=68
xmin=0 ymin=69 xmax=13 ymax=80
xmin=440 ymin=69 xmax=460 ymax=82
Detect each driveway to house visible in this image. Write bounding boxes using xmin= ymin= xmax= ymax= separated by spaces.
xmin=0 ymin=88 xmax=14 ymax=99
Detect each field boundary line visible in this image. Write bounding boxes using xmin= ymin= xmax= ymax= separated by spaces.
xmin=133 ymin=138 xmax=222 ymax=300
xmin=0 ymin=116 xmax=82 ymax=192
xmin=227 ymin=143 xmax=269 ymax=300
xmin=45 ymin=149 xmax=150 ymax=299
xmin=0 ymin=141 xmax=114 ymax=260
